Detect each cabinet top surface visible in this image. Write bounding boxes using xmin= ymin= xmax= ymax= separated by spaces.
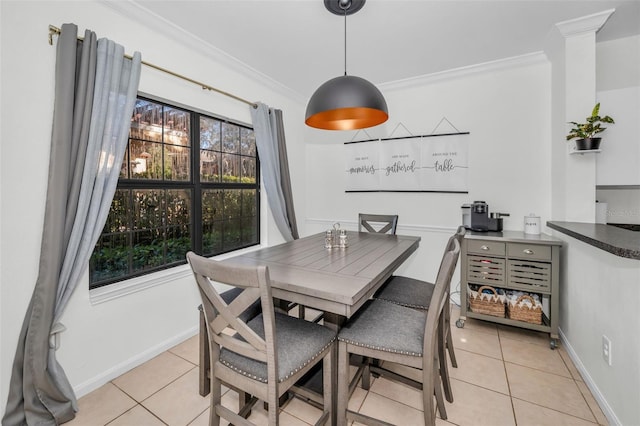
xmin=464 ymin=230 xmax=563 ymax=246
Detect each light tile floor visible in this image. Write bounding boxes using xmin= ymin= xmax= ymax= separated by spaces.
xmin=66 ymin=305 xmax=609 ymax=426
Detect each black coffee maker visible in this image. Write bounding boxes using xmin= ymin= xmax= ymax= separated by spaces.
xmin=470 ymin=201 xmax=510 ymax=232
xmin=470 ymin=201 xmax=490 ymax=231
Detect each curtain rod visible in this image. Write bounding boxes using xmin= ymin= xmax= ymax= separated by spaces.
xmin=48 ymin=25 xmax=257 ymax=108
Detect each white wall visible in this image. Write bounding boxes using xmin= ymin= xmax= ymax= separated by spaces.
xmin=0 ymin=0 xmax=306 ymax=414
xmin=546 ymin=22 xmax=640 ymax=426
xmin=304 ymin=55 xmax=552 ymax=285
xmin=597 ymin=35 xmax=640 ymax=92
xmin=558 ymin=237 xmax=640 ymax=425
xmin=595 ymin=35 xmax=640 ymax=188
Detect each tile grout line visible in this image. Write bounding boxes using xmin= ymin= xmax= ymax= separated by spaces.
xmin=104 ymin=403 xmax=169 ymax=426
xmin=556 ymin=348 xmax=606 ymax=425
xmin=510 ymin=396 xmax=599 ymax=425
xmin=109 ymin=365 xmax=200 ymax=425
xmin=496 ymin=328 xmax=519 ymax=425
xmin=498 ymin=329 xmax=601 ymax=424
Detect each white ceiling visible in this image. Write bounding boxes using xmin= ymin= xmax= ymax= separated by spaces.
xmin=132 ymin=0 xmax=640 ymax=99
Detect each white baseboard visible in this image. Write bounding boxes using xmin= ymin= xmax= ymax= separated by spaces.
xmin=558 ymin=327 xmax=620 ymax=426
xmin=72 ymin=326 xmax=199 ymax=398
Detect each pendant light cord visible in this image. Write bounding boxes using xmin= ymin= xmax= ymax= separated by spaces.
xmin=344 ymin=8 xmax=348 ymax=76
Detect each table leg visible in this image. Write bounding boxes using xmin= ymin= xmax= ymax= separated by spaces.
xmin=322 ymin=312 xmax=345 ymax=331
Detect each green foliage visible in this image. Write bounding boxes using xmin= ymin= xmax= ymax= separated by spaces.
xmin=201 ymin=174 xmax=256 ymax=184
xmin=91 ymin=186 xmax=257 ymax=285
xmin=566 ymin=103 xmax=615 ymax=141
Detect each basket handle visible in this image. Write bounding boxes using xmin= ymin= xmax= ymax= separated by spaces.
xmin=477 ymin=285 xmax=498 ymax=296
xmin=514 ymin=294 xmax=536 ymax=306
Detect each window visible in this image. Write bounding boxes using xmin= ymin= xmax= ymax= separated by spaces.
xmin=90 ymin=96 xmax=260 ymax=289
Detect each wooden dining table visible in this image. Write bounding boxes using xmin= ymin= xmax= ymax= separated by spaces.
xmin=198 ymin=230 xmax=421 ymax=404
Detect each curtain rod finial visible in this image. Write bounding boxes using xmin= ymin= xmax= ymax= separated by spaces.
xmin=48 ymin=25 xmax=60 ymax=45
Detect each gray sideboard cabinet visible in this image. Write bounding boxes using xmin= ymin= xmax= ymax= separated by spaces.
xmin=456 ymin=231 xmax=563 ymax=349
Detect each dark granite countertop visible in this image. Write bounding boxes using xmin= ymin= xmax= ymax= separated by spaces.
xmin=547 ymin=221 xmax=640 ymax=260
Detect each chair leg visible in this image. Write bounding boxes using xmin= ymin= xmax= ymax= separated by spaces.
xmin=198 ymin=306 xmax=211 ymax=397
xmin=322 ymin=345 xmax=335 ymax=426
xmin=422 ymin=365 xmax=438 ymax=426
xmin=446 ymin=328 xmax=458 ymax=368
xmin=237 ymin=391 xmax=253 ymax=419
xmin=434 ymin=361 xmax=447 ymax=421
xmin=209 ymin=375 xmax=222 ymax=426
xmin=267 ymin=392 xmax=279 ymax=425
xmin=444 ymin=304 xmax=458 ymax=368
xmin=337 ymin=341 xmax=350 ymax=426
xmin=439 ymin=315 xmax=454 ymax=403
xmin=438 ymin=333 xmax=453 ymax=403
xmin=361 ymin=357 xmax=372 ymax=390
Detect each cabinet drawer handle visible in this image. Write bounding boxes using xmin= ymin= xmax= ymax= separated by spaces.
xmin=481 ymin=245 xmax=490 ymax=251
xmin=523 ymin=249 xmax=534 ymax=255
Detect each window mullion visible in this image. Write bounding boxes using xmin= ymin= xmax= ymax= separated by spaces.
xmin=193 ymin=112 xmax=203 ymax=253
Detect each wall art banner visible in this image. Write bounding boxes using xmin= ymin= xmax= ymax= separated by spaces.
xmin=345 ymin=132 xmax=469 ymax=193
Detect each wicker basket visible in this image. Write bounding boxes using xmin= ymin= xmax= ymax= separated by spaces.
xmin=468 ymin=285 xmax=506 ymax=318
xmin=507 ymin=294 xmax=543 ymax=325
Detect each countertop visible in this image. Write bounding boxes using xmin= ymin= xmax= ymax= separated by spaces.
xmin=547 ymin=221 xmax=640 ymax=260
xmin=464 ymin=230 xmax=563 ymax=245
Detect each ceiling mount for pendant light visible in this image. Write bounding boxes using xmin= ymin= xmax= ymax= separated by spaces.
xmin=305 ymin=0 xmax=388 ymax=131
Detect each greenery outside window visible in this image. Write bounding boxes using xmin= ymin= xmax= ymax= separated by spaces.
xmin=90 ymin=96 xmax=260 ymax=289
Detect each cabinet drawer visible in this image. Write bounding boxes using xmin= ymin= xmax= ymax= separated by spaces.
xmin=467 ymin=240 xmax=505 ymax=256
xmin=507 ymin=243 xmax=551 ymax=261
xmin=467 ymin=256 xmax=505 ymax=285
xmin=507 ymin=260 xmax=551 ymax=292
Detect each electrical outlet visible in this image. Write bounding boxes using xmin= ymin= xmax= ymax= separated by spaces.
xmin=602 ymin=335 xmax=612 ymax=366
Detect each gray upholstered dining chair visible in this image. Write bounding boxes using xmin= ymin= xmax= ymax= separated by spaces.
xmin=358 ymin=213 xmax=399 ymax=235
xmin=336 ymin=239 xmax=460 ymax=426
xmin=373 ymin=225 xmax=466 ymax=403
xmin=187 ymin=251 xmax=336 ymax=426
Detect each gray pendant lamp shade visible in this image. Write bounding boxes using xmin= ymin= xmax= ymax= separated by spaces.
xmin=305 ymin=0 xmax=389 ymax=131
xmin=305 ymin=75 xmax=388 ymax=130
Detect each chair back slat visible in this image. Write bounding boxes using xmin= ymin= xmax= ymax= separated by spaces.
xmin=422 ymin=239 xmax=460 ymax=365
xmin=193 ymin=272 xmax=266 ymax=352
xmin=187 ymin=252 xmax=275 ymax=362
xmin=209 ymin=287 xmax=261 ymax=335
xmin=446 ymin=225 xmax=466 ymax=251
xmin=215 ymin=333 xmax=268 ymax=363
xmin=439 ymin=226 xmax=465 ymax=271
xmin=358 ymin=213 xmax=399 ymax=235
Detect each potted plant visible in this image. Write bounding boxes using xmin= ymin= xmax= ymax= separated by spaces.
xmin=566 ymin=103 xmax=615 ymax=150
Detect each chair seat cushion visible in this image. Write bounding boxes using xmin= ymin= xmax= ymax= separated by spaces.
xmin=375 ymin=275 xmax=434 ymax=310
xmin=338 ymin=299 xmax=426 ymax=356
xmin=220 ymin=313 xmax=335 ymax=383
xmin=220 ymin=287 xmax=261 ymax=322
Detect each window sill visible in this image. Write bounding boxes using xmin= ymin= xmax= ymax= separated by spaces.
xmin=89 ymin=244 xmax=266 ymax=305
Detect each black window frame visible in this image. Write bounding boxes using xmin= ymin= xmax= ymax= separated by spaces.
xmin=89 ymin=95 xmax=260 ymax=289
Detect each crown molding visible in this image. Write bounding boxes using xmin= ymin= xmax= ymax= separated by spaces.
xmin=555 ymin=9 xmax=615 ymax=38
xmin=99 ymin=0 xmax=306 ymax=106
xmin=379 ymin=52 xmax=548 ymax=92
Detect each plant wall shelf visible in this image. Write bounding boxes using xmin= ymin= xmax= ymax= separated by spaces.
xmin=570 ymin=149 xmax=601 ymax=155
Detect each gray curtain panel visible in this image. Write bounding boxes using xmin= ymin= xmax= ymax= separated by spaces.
xmin=2 ymin=24 xmax=141 ymax=425
xmin=250 ymin=103 xmax=299 ymax=241
xmin=273 ymin=109 xmax=299 ymax=240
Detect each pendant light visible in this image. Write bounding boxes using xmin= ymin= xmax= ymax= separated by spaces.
xmin=305 ymin=0 xmax=388 ymax=131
